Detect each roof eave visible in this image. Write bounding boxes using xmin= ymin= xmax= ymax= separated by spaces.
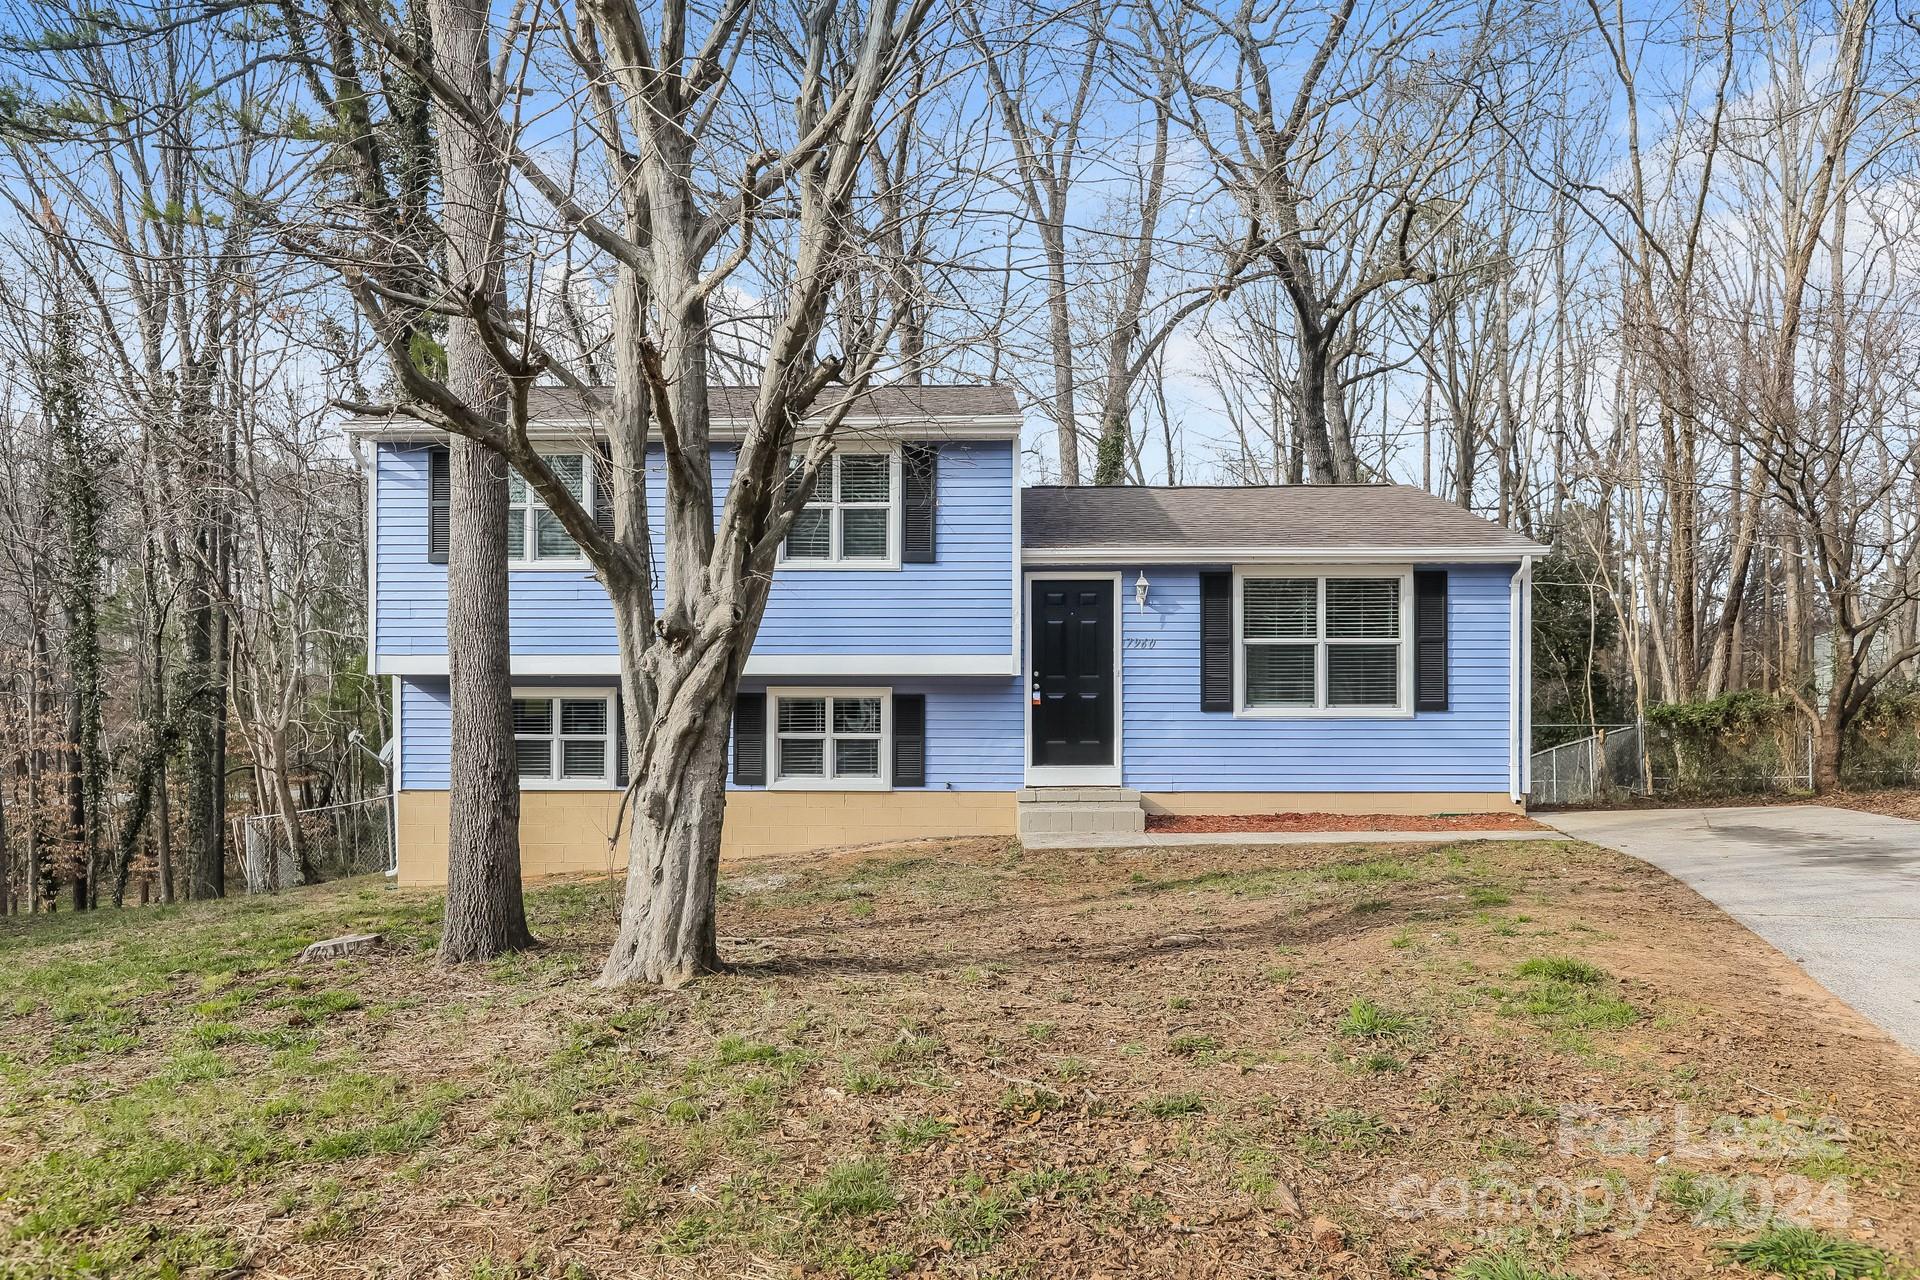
xmin=1021 ymin=544 xmax=1548 ymax=565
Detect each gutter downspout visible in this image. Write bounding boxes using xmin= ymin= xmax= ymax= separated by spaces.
xmin=1510 ymin=556 xmax=1534 ymax=806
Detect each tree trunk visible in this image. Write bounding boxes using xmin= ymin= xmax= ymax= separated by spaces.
xmin=26 ymin=618 xmax=47 ymax=913
xmin=1042 ymin=223 xmax=1079 ymax=486
xmin=0 ymin=755 xmax=11 ymax=916
xmin=600 ymin=667 xmax=733 ymax=986
xmin=439 ymin=437 xmax=534 ymax=959
xmin=1294 ymin=336 xmax=1340 ymax=483
xmin=268 ymin=728 xmax=315 ymax=885
xmin=110 ymin=720 xmax=178 ymax=906
xmin=65 ymin=695 xmax=88 ymax=910
xmin=1812 ymin=709 xmax=1842 ymax=794
xmin=183 ymin=555 xmax=224 ymax=899
xmin=431 ymin=0 xmax=533 ymax=962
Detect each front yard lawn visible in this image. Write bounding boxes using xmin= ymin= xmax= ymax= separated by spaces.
xmin=2 ymin=837 xmax=1916 ymax=1278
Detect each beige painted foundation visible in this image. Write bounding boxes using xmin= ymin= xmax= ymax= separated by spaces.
xmin=394 ymin=788 xmax=1019 ymax=886
xmin=394 ymin=788 xmax=1521 ymax=886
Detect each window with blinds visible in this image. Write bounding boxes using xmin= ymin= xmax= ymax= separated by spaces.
xmin=1239 ymin=574 xmax=1406 ymax=713
xmin=507 ymin=452 xmax=592 ymax=564
xmin=769 ymin=689 xmax=889 ymax=788
xmin=511 ymin=692 xmax=615 ymax=785
xmin=780 ymin=449 xmax=898 ymax=567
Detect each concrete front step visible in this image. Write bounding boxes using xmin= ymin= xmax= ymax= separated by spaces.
xmin=1016 ymin=786 xmax=1147 ymax=836
xmin=1015 ymin=786 xmax=1142 ymax=803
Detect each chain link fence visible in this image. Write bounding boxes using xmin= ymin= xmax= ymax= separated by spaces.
xmin=1529 ymin=725 xmax=1642 ymax=806
xmin=1530 ymin=721 xmax=1859 ymax=806
xmin=235 ymin=795 xmax=395 ymax=894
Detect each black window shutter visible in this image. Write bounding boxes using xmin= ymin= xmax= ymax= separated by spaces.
xmin=892 ymin=693 xmax=926 ymax=787
xmin=594 ymin=442 xmax=615 ymax=542
xmin=902 ymin=443 xmax=937 ymax=563
xmin=614 ymin=688 xmax=629 ymax=788
xmin=1199 ymin=571 xmax=1233 ymax=712
xmin=731 ymin=692 xmax=766 ymax=786
xmin=1414 ymin=570 xmax=1449 ymax=712
xmin=426 ymin=446 xmax=451 ymax=565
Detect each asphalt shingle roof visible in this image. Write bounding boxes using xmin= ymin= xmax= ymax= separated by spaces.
xmin=1020 ymin=485 xmax=1546 ymax=556
xmin=522 ymin=383 xmax=1019 ymax=421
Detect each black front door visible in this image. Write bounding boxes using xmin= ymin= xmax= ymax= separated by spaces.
xmin=1031 ymin=579 xmax=1115 ymax=768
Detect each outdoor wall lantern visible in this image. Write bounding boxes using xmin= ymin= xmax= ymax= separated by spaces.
xmin=1135 ymin=570 xmax=1151 ymax=613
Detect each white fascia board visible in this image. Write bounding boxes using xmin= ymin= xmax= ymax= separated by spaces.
xmin=746 ymin=653 xmax=1018 ymax=677
xmin=344 ymin=414 xmax=1023 ymax=443
xmin=1022 ymin=545 xmax=1549 ymax=565
xmin=376 ymin=652 xmax=1018 ymax=678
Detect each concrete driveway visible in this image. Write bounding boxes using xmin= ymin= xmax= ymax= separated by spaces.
xmin=1548 ymin=805 xmax=1920 ymax=1052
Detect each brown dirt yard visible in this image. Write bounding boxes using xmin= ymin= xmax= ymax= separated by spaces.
xmin=1 ymin=836 xmax=1916 ymax=1280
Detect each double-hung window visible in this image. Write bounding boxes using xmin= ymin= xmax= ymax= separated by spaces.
xmin=507 ymin=452 xmax=591 ymax=564
xmin=769 ymin=689 xmax=889 ymax=788
xmin=512 ymin=691 xmax=615 ymax=786
xmin=781 ymin=449 xmax=898 ymax=567
xmin=1236 ymin=571 xmax=1408 ymax=715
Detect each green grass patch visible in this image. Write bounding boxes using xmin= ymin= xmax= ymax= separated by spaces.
xmin=1308 ymin=1107 xmax=1390 ymax=1153
xmin=1132 ymin=867 xmax=1301 ymax=898
xmin=808 ymin=1244 xmax=914 ymax=1280
xmin=1166 ymin=1032 xmax=1221 ymax=1058
xmin=1140 ymin=1091 xmax=1205 ymax=1119
xmin=1500 ymin=956 xmax=1637 ymax=1032
xmin=1717 ymin=1226 xmax=1898 ymax=1278
xmin=1335 ymin=998 xmax=1420 ymax=1043
xmin=1515 ymin=956 xmax=1607 ymax=985
xmin=930 ymin=1182 xmax=1022 ymax=1254
xmin=801 ymin=1160 xmax=897 ymax=1220
xmin=884 ymin=1116 xmax=954 ymax=1150
xmin=1322 ymin=857 xmax=1416 ymax=883
xmin=1509 ymin=981 xmax=1636 ymax=1031
xmin=1452 ymin=1254 xmax=1574 ymax=1280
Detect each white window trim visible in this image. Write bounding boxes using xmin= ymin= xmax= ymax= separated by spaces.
xmin=511 ymin=686 xmax=617 ymax=789
xmin=508 ymin=452 xmax=594 ymax=570
xmin=776 ymin=444 xmax=903 ymax=571
xmin=1231 ymin=564 xmax=1414 ymax=720
xmin=765 ymin=686 xmax=892 ymax=791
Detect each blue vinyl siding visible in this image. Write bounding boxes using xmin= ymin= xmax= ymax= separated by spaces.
xmin=397 ymin=676 xmax=451 ymax=791
xmin=373 ymin=439 xmax=1015 ymax=661
xmin=1115 ymin=564 xmax=1514 ymax=793
xmin=398 ymin=675 xmax=1022 ymax=792
xmin=732 ymin=678 xmax=1024 ymax=791
xmin=744 ymin=443 xmax=1015 ymax=654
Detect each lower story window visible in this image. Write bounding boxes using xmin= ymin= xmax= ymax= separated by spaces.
xmin=512 ymin=691 xmax=614 ymax=785
xmin=771 ymin=689 xmax=888 ymax=787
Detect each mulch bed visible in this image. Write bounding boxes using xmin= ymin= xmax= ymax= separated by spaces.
xmin=1145 ymin=810 xmax=1549 ymax=833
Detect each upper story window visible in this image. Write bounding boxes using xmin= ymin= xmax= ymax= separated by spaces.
xmin=780 ymin=449 xmax=898 ymax=568
xmin=1236 ymin=570 xmax=1408 ymax=716
xmin=512 ymin=690 xmax=615 ymax=787
xmin=507 ymin=452 xmax=591 ymax=565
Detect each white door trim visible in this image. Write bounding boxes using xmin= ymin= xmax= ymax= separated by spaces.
xmin=1022 ymin=570 xmax=1124 ymax=787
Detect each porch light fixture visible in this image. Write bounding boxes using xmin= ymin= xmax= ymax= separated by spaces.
xmin=1135 ymin=570 xmax=1151 ymax=613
